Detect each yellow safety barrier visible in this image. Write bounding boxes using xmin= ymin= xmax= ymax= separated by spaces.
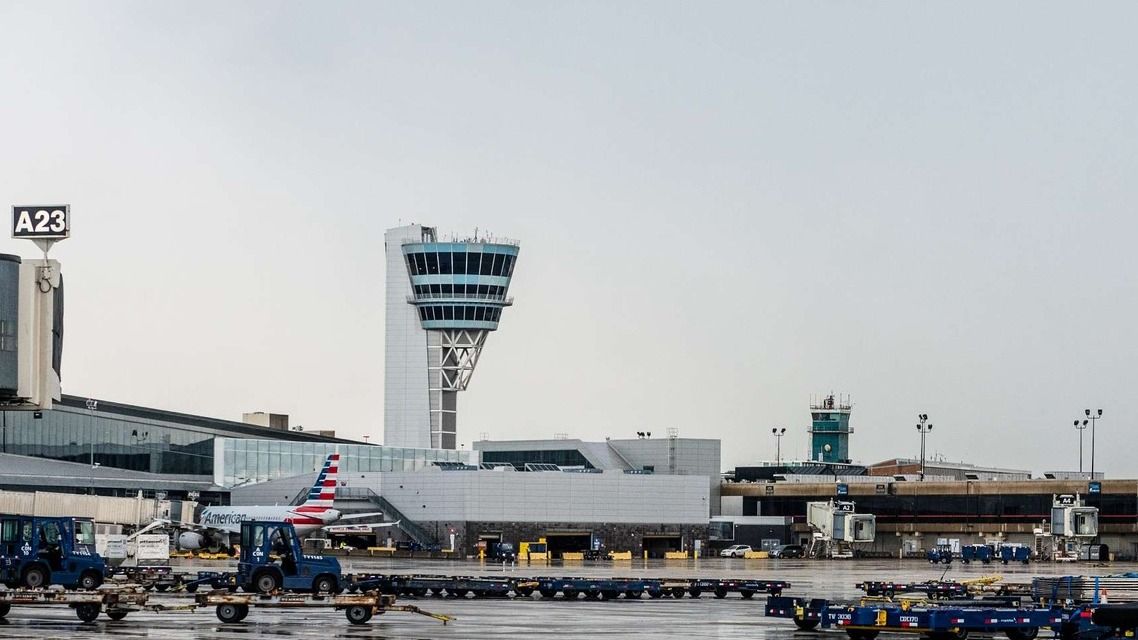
xmin=743 ymin=550 xmax=769 ymax=559
xmin=367 ymin=546 xmax=396 ymax=556
xmin=664 ymin=551 xmax=689 ymax=560
xmin=561 ymin=552 xmax=585 ymax=561
xmin=608 ymin=551 xmax=632 ymax=561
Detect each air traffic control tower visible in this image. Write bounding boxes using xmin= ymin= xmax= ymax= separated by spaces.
xmin=383 ymin=225 xmax=519 ymax=450
xmin=809 ymin=394 xmax=853 ymax=463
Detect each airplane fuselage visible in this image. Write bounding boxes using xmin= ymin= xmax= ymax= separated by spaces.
xmin=198 ymin=505 xmax=337 ymax=536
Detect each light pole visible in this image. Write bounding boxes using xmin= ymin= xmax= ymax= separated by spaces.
xmin=1085 ymin=408 xmax=1103 ymax=478
xmin=86 ymin=398 xmax=98 ymax=495
xmin=1073 ymin=419 xmax=1088 ymax=474
xmin=916 ymin=414 xmax=933 ymax=480
xmin=771 ymin=427 xmax=786 ymax=465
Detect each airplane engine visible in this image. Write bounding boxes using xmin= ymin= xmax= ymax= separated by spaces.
xmin=178 ymin=531 xmax=206 ymax=550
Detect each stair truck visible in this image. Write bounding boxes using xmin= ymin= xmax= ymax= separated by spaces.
xmin=0 ymin=514 xmax=106 ymax=590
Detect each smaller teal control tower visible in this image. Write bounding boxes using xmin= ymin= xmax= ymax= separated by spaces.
xmin=809 ymin=394 xmax=853 ymax=463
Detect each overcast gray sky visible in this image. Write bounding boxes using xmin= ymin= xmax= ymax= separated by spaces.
xmin=2 ymin=2 xmax=1134 ymax=475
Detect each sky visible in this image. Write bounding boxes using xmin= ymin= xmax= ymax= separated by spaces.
xmin=1 ymin=2 xmax=1135 ymax=475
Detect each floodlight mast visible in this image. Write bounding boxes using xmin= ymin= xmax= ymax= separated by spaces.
xmin=916 ymin=414 xmax=933 ymax=480
xmin=771 ymin=427 xmax=786 ymax=465
xmin=1081 ymin=409 xmax=1103 ymax=478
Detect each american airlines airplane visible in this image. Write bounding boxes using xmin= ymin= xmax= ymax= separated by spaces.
xmin=169 ymin=453 xmax=395 ymax=551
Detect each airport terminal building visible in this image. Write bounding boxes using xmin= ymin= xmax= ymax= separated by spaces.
xmin=232 ymin=439 xmax=715 ymax=558
xmin=0 ymin=395 xmax=471 ymax=500
xmin=719 ymin=474 xmax=1138 ymax=559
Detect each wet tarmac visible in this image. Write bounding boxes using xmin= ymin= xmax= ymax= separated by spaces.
xmin=1 ymin=558 xmax=1131 ymax=639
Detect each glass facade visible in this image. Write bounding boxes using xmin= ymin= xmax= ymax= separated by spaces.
xmin=480 ymin=449 xmax=594 ymax=470
xmin=404 ymin=248 xmax=516 ymax=278
xmin=402 ymin=242 xmax=518 ymax=332
xmin=0 ymin=395 xmax=351 ymax=478
xmin=215 ymin=438 xmax=477 ymax=487
xmin=411 ymin=283 xmax=508 ymax=299
xmin=1 ymin=405 xmax=214 ymax=475
xmin=417 ymin=306 xmax=502 ymax=323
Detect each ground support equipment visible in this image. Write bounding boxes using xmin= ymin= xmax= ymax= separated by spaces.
xmin=688 ymin=578 xmax=788 ymax=599
xmin=195 ymin=589 xmax=453 ymax=625
xmin=857 ymin=581 xmax=969 ymax=599
xmin=0 ymin=586 xmax=152 ymax=622
xmin=533 ymin=577 xmax=652 ymax=600
xmin=766 ymin=595 xmax=1062 ymax=639
xmin=350 ymin=574 xmax=513 ymax=598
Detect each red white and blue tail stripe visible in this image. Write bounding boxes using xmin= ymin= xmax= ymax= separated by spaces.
xmin=297 ymin=453 xmax=338 ymax=511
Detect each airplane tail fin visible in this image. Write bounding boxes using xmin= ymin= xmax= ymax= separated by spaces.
xmin=300 ymin=453 xmax=339 ymax=509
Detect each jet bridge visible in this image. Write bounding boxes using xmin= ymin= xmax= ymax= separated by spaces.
xmin=805 ymin=500 xmax=875 ymax=558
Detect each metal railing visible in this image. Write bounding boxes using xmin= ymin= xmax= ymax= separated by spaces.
xmin=407 ymin=293 xmax=513 ymax=303
xmin=336 ymin=487 xmax=436 ymax=546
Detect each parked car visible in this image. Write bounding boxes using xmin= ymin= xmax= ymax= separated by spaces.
xmin=770 ymin=544 xmax=805 ymax=558
xmin=719 ymin=544 xmax=752 ymax=558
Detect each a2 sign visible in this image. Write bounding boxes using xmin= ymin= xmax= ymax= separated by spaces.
xmin=11 ymin=205 xmax=70 ymax=239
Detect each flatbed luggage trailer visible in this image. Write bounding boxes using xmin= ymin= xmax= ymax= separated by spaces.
xmin=688 ymin=578 xmax=788 ymax=599
xmin=534 ymin=577 xmax=654 ymax=600
xmin=0 ymin=587 xmax=452 ymax=626
xmin=0 ymin=586 xmax=151 ymax=622
xmin=197 ymin=590 xmax=453 ymax=625
xmin=857 ymin=581 xmax=969 ymax=599
xmin=350 ymin=574 xmax=514 ymax=598
xmin=531 ymin=577 xmax=789 ymax=600
xmin=345 ymin=574 xmax=790 ymax=600
xmin=765 ymin=595 xmax=1063 ymax=639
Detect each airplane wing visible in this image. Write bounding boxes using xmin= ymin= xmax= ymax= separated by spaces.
xmin=141 ymin=518 xmax=234 ymax=536
xmin=128 ymin=519 xmax=174 ymax=540
xmin=336 ymin=512 xmax=390 ymax=521
xmin=322 ymin=520 xmax=401 ymax=534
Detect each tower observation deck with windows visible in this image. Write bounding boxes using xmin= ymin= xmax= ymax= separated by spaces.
xmin=383 ymin=225 xmax=519 ymax=450
xmin=809 ymin=394 xmax=853 ymax=464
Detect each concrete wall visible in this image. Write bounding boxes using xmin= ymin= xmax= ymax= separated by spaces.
xmin=372 ymin=470 xmax=709 ymax=524
xmin=233 ymin=468 xmax=710 ymax=525
xmin=475 ymin=437 xmax=723 ymax=515
xmin=609 ymin=438 xmax=721 ymax=515
xmin=721 ymin=495 xmax=744 ymax=516
xmin=462 ymin=521 xmax=707 ymax=555
xmin=384 ymin=224 xmax=431 ymax=449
